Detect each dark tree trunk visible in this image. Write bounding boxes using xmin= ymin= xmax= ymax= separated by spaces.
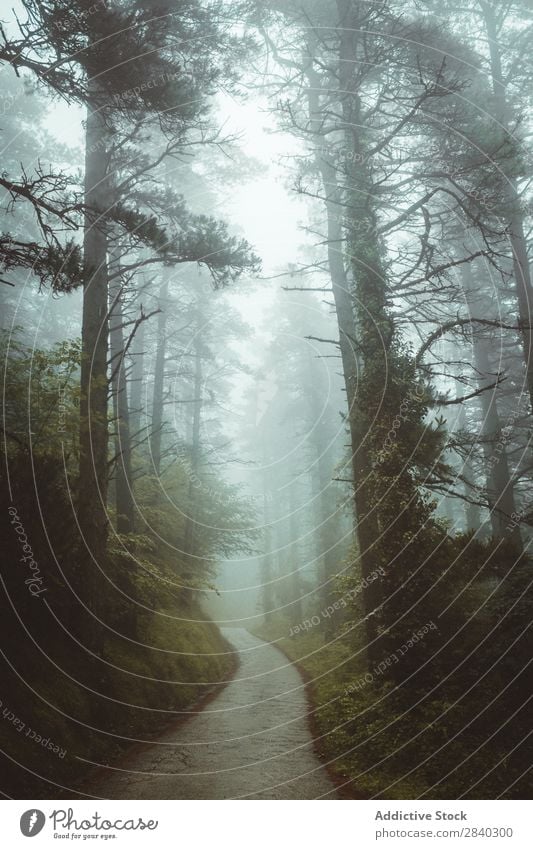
xmin=446 ymin=341 xmax=482 ymax=534
xmin=150 ymin=276 xmax=168 ymax=476
xmin=183 ymin=319 xmax=203 ymax=560
xmin=129 ymin=304 xmax=145 ymax=443
xmin=109 ymin=248 xmax=135 ymax=534
xmin=336 ymin=0 xmax=391 ymax=664
xmin=481 ymin=1 xmax=533 ymax=414
xmin=455 ymin=395 xmax=482 ymax=534
xmin=261 ymin=482 xmax=275 ymax=626
xmin=305 ymin=356 xmax=340 ymax=615
xmin=462 ymin=264 xmax=522 ymax=548
xmin=474 ymin=337 xmax=521 ymax=547
xmin=78 ymin=91 xmax=111 ymax=632
xmin=288 ymin=477 xmax=303 ymax=624
xmin=306 ymin=58 xmax=383 ymax=660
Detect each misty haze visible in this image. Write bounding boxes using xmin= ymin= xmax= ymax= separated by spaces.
xmin=0 ymin=0 xmax=532 ymax=804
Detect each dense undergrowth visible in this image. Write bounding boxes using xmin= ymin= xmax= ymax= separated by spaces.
xmin=1 ymin=496 xmax=233 ymax=801
xmin=0 ymin=553 xmax=234 ymax=801
xmin=1 ymin=334 xmax=237 ymax=798
xmin=255 ymin=536 xmax=533 ymax=800
xmin=0 ymin=534 xmax=234 ymax=801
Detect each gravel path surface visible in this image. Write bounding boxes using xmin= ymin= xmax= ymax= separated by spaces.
xmin=82 ymin=627 xmax=337 ymax=799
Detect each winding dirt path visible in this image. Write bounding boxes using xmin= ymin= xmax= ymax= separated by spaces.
xmin=82 ymin=628 xmax=337 ymax=799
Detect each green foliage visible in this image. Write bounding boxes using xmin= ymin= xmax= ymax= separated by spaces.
xmin=132 ymin=455 xmax=260 ymax=589
xmin=2 ymin=330 xmax=258 ymax=596
xmin=44 ymin=240 xmax=84 ymax=292
xmin=255 ymin=320 xmax=533 ymax=798
xmin=0 ymin=330 xmax=237 ymax=797
xmin=106 ymin=194 xmax=260 ymax=289
xmin=258 ymin=538 xmax=533 ymax=801
xmin=2 ymin=330 xmax=80 ymax=465
xmin=1 ymin=236 xmax=84 ymax=293
xmin=350 ymin=338 xmax=452 ymax=649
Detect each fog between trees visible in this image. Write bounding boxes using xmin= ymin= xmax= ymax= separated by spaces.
xmin=1 ymin=0 xmax=532 ymax=799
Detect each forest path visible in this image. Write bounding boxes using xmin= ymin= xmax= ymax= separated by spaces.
xmin=82 ymin=628 xmax=337 ymax=799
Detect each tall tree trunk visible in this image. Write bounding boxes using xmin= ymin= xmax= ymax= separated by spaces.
xmin=79 ymin=91 xmax=111 ymax=627
xmin=261 ymin=480 xmax=275 ymax=626
xmin=336 ymin=1 xmax=391 ymax=663
xmin=305 ymin=355 xmax=339 ymax=614
xmin=445 ymin=341 xmax=482 ymax=533
xmin=311 ymin=444 xmax=338 ymax=607
xmin=480 ymin=0 xmax=533 ymax=414
xmin=463 ymin=264 xmax=522 ymax=547
xmin=150 ymin=276 xmax=168 ymax=476
xmin=288 ymin=476 xmax=303 ymax=624
xmin=255 ymin=373 xmax=276 ymax=626
xmin=109 ymin=247 xmax=135 ymax=534
xmin=183 ymin=316 xmax=203 ymax=560
xmin=455 ymin=388 xmax=482 ymax=534
xmin=474 ymin=337 xmax=521 ymax=547
xmin=129 ymin=303 xmax=145 ymax=443
xmin=306 ymin=65 xmax=360 ymax=505
xmin=306 ymin=58 xmax=383 ymax=660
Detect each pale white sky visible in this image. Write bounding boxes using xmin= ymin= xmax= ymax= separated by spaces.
xmin=216 ymin=93 xmax=306 ymax=274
